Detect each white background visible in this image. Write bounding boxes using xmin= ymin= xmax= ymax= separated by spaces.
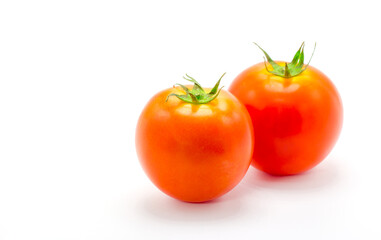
xmin=0 ymin=0 xmax=380 ymax=239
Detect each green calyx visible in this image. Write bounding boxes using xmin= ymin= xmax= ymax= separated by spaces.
xmin=254 ymin=42 xmax=316 ymax=78
xmin=166 ymin=73 xmax=225 ymax=104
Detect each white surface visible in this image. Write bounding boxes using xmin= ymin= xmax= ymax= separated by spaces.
xmin=0 ymin=0 xmax=380 ymax=239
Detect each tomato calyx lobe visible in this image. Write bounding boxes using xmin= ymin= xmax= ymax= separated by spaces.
xmin=166 ymin=73 xmax=225 ymax=104
xmin=254 ymin=42 xmax=316 ymax=78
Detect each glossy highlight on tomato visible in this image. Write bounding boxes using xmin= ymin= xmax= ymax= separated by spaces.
xmin=229 ymin=58 xmax=343 ymax=175
xmin=136 ymin=80 xmax=254 ymax=202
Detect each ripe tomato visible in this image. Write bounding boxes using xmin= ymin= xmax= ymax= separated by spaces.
xmin=136 ymin=74 xmax=254 ymax=202
xmin=229 ymin=43 xmax=343 ymax=175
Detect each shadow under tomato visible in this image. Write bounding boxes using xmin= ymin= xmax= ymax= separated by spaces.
xmin=138 ymin=192 xmax=242 ymax=222
xmin=137 ymin=180 xmax=263 ymax=222
xmin=243 ymin=157 xmax=341 ymax=192
xmin=135 ymin=158 xmax=342 ymax=222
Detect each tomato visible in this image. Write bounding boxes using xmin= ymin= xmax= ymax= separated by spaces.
xmin=229 ymin=43 xmax=343 ymax=175
xmin=135 ymin=75 xmax=254 ymax=202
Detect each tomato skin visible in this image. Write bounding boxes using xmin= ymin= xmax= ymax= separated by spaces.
xmin=229 ymin=63 xmax=343 ymax=175
xmin=135 ymin=86 xmax=254 ymax=202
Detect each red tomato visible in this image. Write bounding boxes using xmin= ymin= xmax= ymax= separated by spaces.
xmin=136 ymin=75 xmax=254 ymax=202
xmin=229 ymin=44 xmax=343 ymax=175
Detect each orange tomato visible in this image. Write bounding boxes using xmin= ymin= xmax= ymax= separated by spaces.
xmin=136 ymin=84 xmax=254 ymax=202
xmin=229 ymin=61 xmax=343 ymax=175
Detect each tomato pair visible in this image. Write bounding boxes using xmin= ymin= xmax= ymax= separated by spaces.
xmin=135 ymin=43 xmax=343 ymax=202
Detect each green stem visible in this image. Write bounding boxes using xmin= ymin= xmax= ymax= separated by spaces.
xmin=254 ymin=42 xmax=316 ymax=78
xmin=166 ymin=73 xmax=225 ymax=104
